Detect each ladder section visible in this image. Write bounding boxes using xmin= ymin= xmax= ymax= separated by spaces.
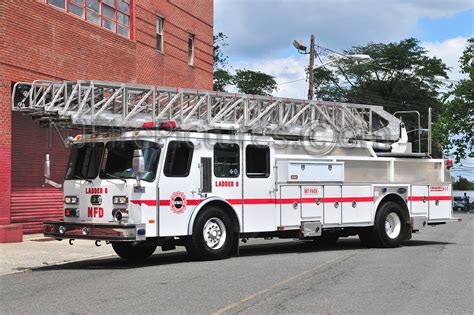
xmin=12 ymin=80 xmax=401 ymax=141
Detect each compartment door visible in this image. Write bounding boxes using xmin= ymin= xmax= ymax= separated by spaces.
xmin=301 ymin=185 xmax=323 ymax=219
xmin=410 ymin=186 xmax=429 ymax=215
xmin=429 ymin=185 xmax=452 ymax=220
xmin=341 ymin=186 xmax=372 ymax=224
xmin=280 ymin=186 xmax=301 ymax=227
xmin=324 ymin=186 xmax=341 ymax=225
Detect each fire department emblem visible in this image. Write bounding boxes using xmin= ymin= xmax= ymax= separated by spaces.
xmin=170 ymin=191 xmax=187 ymax=214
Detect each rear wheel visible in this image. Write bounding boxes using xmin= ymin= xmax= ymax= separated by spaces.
xmin=373 ymin=201 xmax=407 ymax=248
xmin=111 ymin=242 xmax=157 ymax=262
xmin=185 ymin=205 xmax=235 ymax=260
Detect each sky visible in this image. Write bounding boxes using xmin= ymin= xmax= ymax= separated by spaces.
xmin=214 ymin=0 xmax=474 ymax=181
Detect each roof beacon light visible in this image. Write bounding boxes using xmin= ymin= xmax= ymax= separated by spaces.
xmin=160 ymin=120 xmax=177 ymax=129
xmin=445 ymin=159 xmax=453 ymax=170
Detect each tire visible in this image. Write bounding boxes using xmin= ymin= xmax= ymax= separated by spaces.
xmin=111 ymin=242 xmax=157 ymax=262
xmin=373 ymin=201 xmax=407 ymax=248
xmin=185 ymin=205 xmax=235 ymax=260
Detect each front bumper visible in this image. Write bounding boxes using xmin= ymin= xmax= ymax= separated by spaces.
xmin=43 ymin=221 xmax=146 ymax=241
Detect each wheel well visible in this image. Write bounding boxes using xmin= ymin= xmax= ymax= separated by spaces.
xmin=200 ymin=200 xmax=240 ymax=233
xmin=377 ymin=193 xmax=410 ymax=224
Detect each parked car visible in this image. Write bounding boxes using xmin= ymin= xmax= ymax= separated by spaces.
xmin=452 ymin=197 xmax=468 ymax=212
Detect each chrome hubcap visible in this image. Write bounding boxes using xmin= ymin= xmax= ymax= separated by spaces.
xmin=385 ymin=212 xmax=401 ymax=239
xmin=203 ymin=217 xmax=227 ymax=249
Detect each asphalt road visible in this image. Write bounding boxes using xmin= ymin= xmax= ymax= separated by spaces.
xmin=1 ymin=212 xmax=473 ymax=314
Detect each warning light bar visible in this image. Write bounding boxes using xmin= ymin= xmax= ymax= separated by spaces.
xmin=142 ymin=120 xmax=177 ymax=129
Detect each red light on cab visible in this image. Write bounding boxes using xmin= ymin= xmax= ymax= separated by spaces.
xmin=159 ymin=120 xmax=177 ymax=129
xmin=445 ymin=159 xmax=453 ymax=170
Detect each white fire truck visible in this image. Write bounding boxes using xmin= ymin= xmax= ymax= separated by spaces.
xmin=12 ymin=80 xmax=458 ymax=262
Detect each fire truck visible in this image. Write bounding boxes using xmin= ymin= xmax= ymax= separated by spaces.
xmin=12 ymin=80 xmax=458 ymax=262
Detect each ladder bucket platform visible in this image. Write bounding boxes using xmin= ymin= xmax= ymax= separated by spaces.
xmin=12 ymin=80 xmax=403 ymax=144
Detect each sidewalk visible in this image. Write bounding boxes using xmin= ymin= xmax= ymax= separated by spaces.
xmin=0 ymin=234 xmax=115 ymax=276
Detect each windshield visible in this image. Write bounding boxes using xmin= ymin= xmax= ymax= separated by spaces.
xmin=65 ymin=143 xmax=104 ymax=180
xmin=100 ymin=141 xmax=161 ymax=182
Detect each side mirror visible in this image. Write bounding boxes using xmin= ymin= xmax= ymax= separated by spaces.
xmin=44 ymin=154 xmax=62 ymax=189
xmin=132 ymin=149 xmax=145 ymax=175
xmin=45 ymin=154 xmax=51 ymax=178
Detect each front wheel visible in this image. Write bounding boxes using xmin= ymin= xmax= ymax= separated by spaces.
xmin=373 ymin=201 xmax=407 ymax=248
xmin=185 ymin=205 xmax=235 ymax=260
xmin=111 ymin=242 xmax=157 ymax=262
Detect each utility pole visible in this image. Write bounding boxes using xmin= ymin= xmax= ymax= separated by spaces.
xmin=307 ymin=34 xmax=316 ymax=100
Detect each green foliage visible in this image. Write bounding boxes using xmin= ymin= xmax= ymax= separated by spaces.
xmin=213 ymin=68 xmax=233 ymax=92
xmin=313 ymin=38 xmax=449 ymax=130
xmin=433 ymin=38 xmax=473 ymax=162
xmin=213 ymin=32 xmax=228 ymax=69
xmin=212 ymin=34 xmax=277 ymax=95
xmin=453 ymin=176 xmax=474 ymax=190
xmin=232 ymin=69 xmax=278 ymax=96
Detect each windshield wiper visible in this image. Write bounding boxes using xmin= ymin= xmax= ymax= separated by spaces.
xmin=104 ymin=172 xmax=127 ymax=183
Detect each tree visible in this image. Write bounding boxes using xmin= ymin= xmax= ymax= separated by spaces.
xmin=213 ymin=32 xmax=230 ymax=92
xmin=212 ymin=33 xmax=278 ymax=95
xmin=213 ymin=68 xmax=233 ymax=92
xmin=433 ymin=38 xmax=473 ymax=162
xmin=233 ymin=69 xmax=278 ymax=96
xmin=313 ymin=38 xmax=449 ymax=137
xmin=213 ymin=32 xmax=229 ymax=69
xmin=453 ymin=176 xmax=474 ymax=190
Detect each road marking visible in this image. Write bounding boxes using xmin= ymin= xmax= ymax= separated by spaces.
xmin=212 ymin=252 xmax=356 ymax=315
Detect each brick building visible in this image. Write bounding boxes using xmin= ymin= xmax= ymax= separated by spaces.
xmin=0 ymin=0 xmax=214 ymax=242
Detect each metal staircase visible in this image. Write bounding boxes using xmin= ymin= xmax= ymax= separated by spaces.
xmin=12 ymin=80 xmax=403 ymax=144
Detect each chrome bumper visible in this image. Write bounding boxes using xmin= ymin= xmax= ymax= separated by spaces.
xmin=43 ymin=221 xmax=146 ymax=241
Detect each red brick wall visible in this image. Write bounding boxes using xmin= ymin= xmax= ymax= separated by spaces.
xmin=1 ymin=0 xmax=213 ymax=87
xmin=0 ymin=80 xmax=12 ymax=225
xmin=1 ymin=0 xmax=214 ymax=232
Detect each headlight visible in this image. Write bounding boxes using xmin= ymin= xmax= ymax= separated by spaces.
xmin=64 ymin=196 xmax=79 ymax=204
xmin=113 ymin=196 xmax=128 ymax=205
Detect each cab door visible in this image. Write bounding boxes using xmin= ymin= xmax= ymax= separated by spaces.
xmin=209 ymin=141 xmax=243 ymax=229
xmin=158 ymin=140 xmax=198 ymax=237
xmin=243 ymin=143 xmax=276 ymax=232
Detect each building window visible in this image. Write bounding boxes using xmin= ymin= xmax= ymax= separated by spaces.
xmin=47 ymin=0 xmax=132 ymax=39
xmin=48 ymin=0 xmax=66 ymax=9
xmin=188 ymin=33 xmax=195 ymax=65
xmin=156 ymin=16 xmax=164 ymax=52
xmin=214 ymin=143 xmax=240 ymax=178
xmin=164 ymin=141 xmax=194 ymax=177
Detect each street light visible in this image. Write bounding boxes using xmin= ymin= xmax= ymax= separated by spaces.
xmin=293 ymin=40 xmax=307 ymax=53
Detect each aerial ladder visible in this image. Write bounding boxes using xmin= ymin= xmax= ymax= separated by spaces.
xmin=12 ymin=80 xmax=411 ymax=154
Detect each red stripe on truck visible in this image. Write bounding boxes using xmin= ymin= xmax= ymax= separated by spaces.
xmin=131 ymin=196 xmax=375 ymax=207
xmin=408 ymin=196 xmax=452 ymax=201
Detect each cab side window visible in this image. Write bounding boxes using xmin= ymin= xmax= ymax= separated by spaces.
xmin=164 ymin=141 xmax=194 ymax=177
xmin=214 ymin=143 xmax=239 ymax=178
xmin=246 ymin=145 xmax=270 ymax=178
